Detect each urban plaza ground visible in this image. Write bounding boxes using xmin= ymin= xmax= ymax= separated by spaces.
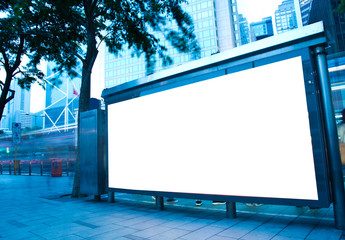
xmin=0 ymin=174 xmax=344 ymax=240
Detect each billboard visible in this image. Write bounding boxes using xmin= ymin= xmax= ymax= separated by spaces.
xmin=107 ymin=56 xmax=320 ymax=202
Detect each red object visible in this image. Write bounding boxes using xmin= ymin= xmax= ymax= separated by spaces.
xmin=73 ymin=88 xmax=79 ymax=96
xmin=51 ymin=160 xmax=62 ymax=177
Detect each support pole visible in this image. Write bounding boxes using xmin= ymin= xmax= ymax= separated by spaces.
xmin=314 ymin=45 xmax=345 ymax=229
xmin=14 ymin=145 xmax=17 ymax=175
xmin=94 ymin=195 xmax=101 ymax=201
xmin=108 ymin=192 xmax=115 ymax=203
xmin=156 ymin=196 xmax=164 ymax=210
xmin=226 ymin=202 xmax=236 ymax=219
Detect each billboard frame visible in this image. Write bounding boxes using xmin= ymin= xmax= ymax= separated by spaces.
xmin=102 ymin=22 xmax=345 ymax=228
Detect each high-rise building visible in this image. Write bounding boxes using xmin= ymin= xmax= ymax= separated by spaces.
xmin=104 ymin=0 xmax=241 ymax=88
xmin=250 ymin=17 xmax=274 ymax=42
xmin=43 ymin=62 xmax=80 ymax=129
xmin=275 ymin=0 xmax=298 ymax=34
xmin=299 ymin=0 xmax=312 ymax=26
xmin=1 ymin=81 xmax=31 ymax=131
xmin=238 ymin=14 xmax=250 ymax=45
xmin=299 ymin=0 xmax=340 ymax=53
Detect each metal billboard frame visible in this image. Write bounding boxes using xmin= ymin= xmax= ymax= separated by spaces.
xmin=102 ymin=22 xmax=345 ymax=228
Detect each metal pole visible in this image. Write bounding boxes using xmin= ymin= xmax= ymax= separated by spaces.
xmin=14 ymin=145 xmax=17 ymax=175
xmin=156 ymin=196 xmax=164 ymax=210
xmin=108 ymin=192 xmax=115 ymax=203
xmin=314 ymin=45 xmax=345 ymax=229
xmin=40 ymin=160 xmax=43 ymax=176
xmin=226 ymin=202 xmax=236 ymax=219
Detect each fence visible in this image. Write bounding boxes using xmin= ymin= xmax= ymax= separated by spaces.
xmin=0 ymin=159 xmax=75 ymax=176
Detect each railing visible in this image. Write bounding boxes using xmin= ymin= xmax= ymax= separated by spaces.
xmin=0 ymin=159 xmax=75 ymax=176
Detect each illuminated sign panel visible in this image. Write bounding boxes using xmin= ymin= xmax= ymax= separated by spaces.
xmin=108 ymin=56 xmax=318 ymax=201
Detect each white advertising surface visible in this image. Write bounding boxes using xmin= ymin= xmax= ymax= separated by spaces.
xmin=108 ymin=56 xmax=318 ymax=200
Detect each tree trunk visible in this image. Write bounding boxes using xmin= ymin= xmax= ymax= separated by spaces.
xmin=0 ymin=73 xmax=15 ymax=122
xmin=71 ymin=7 xmax=98 ymax=197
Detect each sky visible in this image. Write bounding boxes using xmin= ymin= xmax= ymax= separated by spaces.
xmin=237 ymin=0 xmax=284 ymax=24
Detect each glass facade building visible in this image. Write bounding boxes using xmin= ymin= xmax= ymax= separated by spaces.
xmin=104 ymin=0 xmax=240 ymax=88
xmin=238 ymin=14 xmax=250 ymax=45
xmin=249 ymin=17 xmax=274 ymax=42
xmin=275 ymin=0 xmax=298 ymax=34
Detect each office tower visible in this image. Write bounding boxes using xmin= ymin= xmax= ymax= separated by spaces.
xmin=250 ymin=17 xmax=274 ymax=42
xmin=43 ymin=62 xmax=80 ymax=129
xmin=275 ymin=0 xmax=298 ymax=34
xmin=238 ymin=14 xmax=250 ymax=45
xmin=299 ymin=0 xmax=312 ymax=26
xmin=104 ymin=0 xmax=240 ymax=88
xmin=299 ymin=0 xmax=341 ymax=53
xmin=1 ymin=81 xmax=31 ymax=130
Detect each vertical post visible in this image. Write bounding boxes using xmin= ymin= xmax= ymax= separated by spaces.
xmin=108 ymin=192 xmax=115 ymax=203
xmin=156 ymin=196 xmax=164 ymax=210
xmin=40 ymin=160 xmax=43 ymax=176
xmin=314 ymin=45 xmax=345 ymax=230
xmin=226 ymin=202 xmax=236 ymax=219
xmin=1 ymin=161 xmax=2 ymax=175
xmin=29 ymin=160 xmax=31 ymax=176
xmin=66 ymin=153 xmax=69 ymax=176
xmin=14 ymin=145 xmax=17 ymax=175
xmin=9 ymin=161 xmax=11 ymax=175
xmin=94 ymin=195 xmax=101 ymax=201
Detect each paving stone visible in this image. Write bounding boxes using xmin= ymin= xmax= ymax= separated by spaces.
xmin=0 ymin=175 xmax=342 ymax=240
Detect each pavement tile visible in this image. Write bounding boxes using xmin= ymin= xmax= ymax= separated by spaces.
xmin=177 ymin=218 xmax=218 ymax=231
xmin=271 ymin=235 xmax=304 ymax=240
xmin=305 ymin=219 xmax=343 ymax=240
xmin=207 ymin=236 xmax=238 ymax=240
xmin=208 ymin=218 xmax=242 ymax=228
xmin=179 ymin=226 xmax=225 ymax=240
xmin=85 ymin=226 xmax=138 ymax=239
xmin=0 ymin=175 xmax=343 ymax=240
xmin=1 ymin=230 xmax=40 ymax=240
xmin=148 ymin=228 xmax=191 ymax=240
xmin=275 ymin=221 xmax=315 ymax=239
xmin=123 ymin=234 xmax=147 ymax=240
xmin=240 ymin=225 xmax=282 ymax=240
xmin=74 ymin=224 xmax=123 ymax=238
xmin=130 ymin=225 xmax=171 ymax=238
xmin=217 ymin=222 xmax=260 ymax=239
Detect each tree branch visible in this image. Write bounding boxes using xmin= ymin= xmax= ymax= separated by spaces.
xmin=11 ymin=34 xmax=25 ymax=72
xmin=0 ymin=49 xmax=9 ymax=70
xmin=5 ymin=88 xmax=15 ymax=104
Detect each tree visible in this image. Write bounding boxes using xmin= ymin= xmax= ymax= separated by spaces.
xmin=0 ymin=0 xmax=82 ymax=121
xmin=0 ymin=0 xmax=42 ymax=121
xmin=47 ymin=0 xmax=200 ymax=197
xmin=335 ymin=0 xmax=345 ymax=14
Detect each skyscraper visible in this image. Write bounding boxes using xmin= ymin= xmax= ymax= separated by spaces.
xmin=275 ymin=0 xmax=298 ymax=34
xmin=238 ymin=14 xmax=250 ymax=45
xmin=43 ymin=62 xmax=80 ymax=129
xmin=299 ymin=0 xmax=312 ymax=26
xmin=299 ymin=0 xmax=340 ymax=53
xmin=104 ymin=0 xmax=240 ymax=88
xmin=1 ymin=82 xmax=31 ymax=130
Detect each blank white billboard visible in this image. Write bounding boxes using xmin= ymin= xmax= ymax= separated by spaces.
xmin=108 ymin=56 xmax=318 ymax=200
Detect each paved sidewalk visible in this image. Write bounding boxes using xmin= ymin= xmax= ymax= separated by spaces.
xmin=0 ymin=175 xmax=344 ymax=240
